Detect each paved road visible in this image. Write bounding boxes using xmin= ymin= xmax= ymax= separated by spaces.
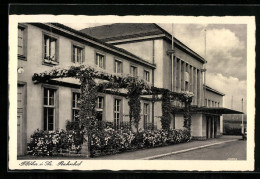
xmin=156 ymin=139 xmax=246 ymax=160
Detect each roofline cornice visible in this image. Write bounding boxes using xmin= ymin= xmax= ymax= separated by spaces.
xmin=31 ymin=23 xmax=156 ymax=69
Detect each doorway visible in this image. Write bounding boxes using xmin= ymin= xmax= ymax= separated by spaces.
xmin=17 ymin=83 xmax=26 ymax=156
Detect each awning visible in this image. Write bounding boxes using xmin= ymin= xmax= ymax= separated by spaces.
xmin=172 ymin=106 xmax=243 ymax=114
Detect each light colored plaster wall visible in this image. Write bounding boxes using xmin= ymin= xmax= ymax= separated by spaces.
xmin=18 ymin=24 xmax=154 ymax=142
xmin=202 ymin=114 xmax=207 ymax=137
xmin=205 ymin=89 xmax=224 ymax=107
xmin=115 ymin=40 xmax=154 ymax=64
xmin=154 ymin=101 xmax=162 ymax=129
xmin=153 ymin=39 xmax=164 ymax=88
xmin=175 ymin=114 xmax=184 ymax=129
xmin=191 ymin=113 xmax=203 ymax=137
xmin=220 ymin=116 xmax=223 ymax=134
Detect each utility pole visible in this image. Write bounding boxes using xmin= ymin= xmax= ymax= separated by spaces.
xmin=241 ymin=98 xmax=244 ymax=134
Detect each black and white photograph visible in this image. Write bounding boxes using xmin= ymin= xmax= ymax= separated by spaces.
xmin=8 ymin=15 xmax=255 ymax=171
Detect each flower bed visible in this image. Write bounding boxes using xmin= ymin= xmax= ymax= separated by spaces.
xmin=90 ymin=128 xmax=191 ymax=157
xmin=27 ymin=129 xmax=84 ymax=156
xmin=27 ymin=128 xmax=191 ymax=157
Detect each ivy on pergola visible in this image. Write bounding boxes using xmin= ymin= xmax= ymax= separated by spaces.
xmin=32 ymin=65 xmax=193 ymax=131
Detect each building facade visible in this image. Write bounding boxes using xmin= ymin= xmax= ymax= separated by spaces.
xmin=17 ymin=23 xmax=240 ymax=155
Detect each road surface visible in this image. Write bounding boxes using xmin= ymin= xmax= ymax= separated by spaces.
xmin=155 ymin=139 xmax=246 ymax=160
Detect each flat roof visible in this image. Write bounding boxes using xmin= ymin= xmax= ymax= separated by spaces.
xmin=172 ymin=106 xmax=243 ymax=114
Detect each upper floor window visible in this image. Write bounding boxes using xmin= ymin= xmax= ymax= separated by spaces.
xmin=72 ymin=92 xmax=80 ymax=122
xmin=96 ymin=53 xmax=105 ymax=69
xmin=44 ymin=88 xmax=56 ymax=130
xmin=18 ymin=25 xmax=27 ymax=60
xmin=130 ymin=65 xmax=138 ymax=77
xmin=114 ymin=60 xmax=123 ymax=73
xmin=144 ymin=70 xmax=150 ymax=82
xmin=43 ymin=34 xmax=58 ymax=65
xmin=73 ymin=45 xmax=83 ymax=64
xmin=205 ymin=99 xmax=207 ymax=107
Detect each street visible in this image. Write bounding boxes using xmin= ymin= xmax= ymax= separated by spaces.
xmin=155 ymin=139 xmax=246 ymax=160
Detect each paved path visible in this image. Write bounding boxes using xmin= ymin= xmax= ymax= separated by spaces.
xmin=90 ymin=135 xmax=243 ymax=160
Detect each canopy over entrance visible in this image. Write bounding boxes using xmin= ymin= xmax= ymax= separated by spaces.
xmin=172 ymin=106 xmax=243 ymax=114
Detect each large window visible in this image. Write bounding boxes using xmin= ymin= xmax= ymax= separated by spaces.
xmin=144 ymin=70 xmax=150 ymax=82
xmin=143 ymin=103 xmax=150 ymax=130
xmin=96 ymin=53 xmax=105 ymax=69
xmin=130 ymin=65 xmax=138 ymax=77
xmin=72 ymin=92 xmax=80 ymax=121
xmin=72 ymin=45 xmax=83 ymax=64
xmin=114 ymin=60 xmax=123 ymax=73
xmin=18 ymin=25 xmax=27 ymax=60
xmin=96 ymin=96 xmax=104 ymax=121
xmin=114 ymin=99 xmax=121 ymax=129
xmin=44 ymin=34 xmax=58 ymax=64
xmin=44 ymin=88 xmax=56 ymax=130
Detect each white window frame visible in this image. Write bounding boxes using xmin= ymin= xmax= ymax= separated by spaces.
xmin=43 ymin=88 xmax=56 ymax=131
xmin=144 ymin=70 xmax=150 ymax=82
xmin=72 ymin=45 xmax=83 ymax=64
xmin=114 ymin=98 xmax=121 ymax=129
xmin=130 ymin=65 xmax=138 ymax=77
xmin=95 ymin=52 xmax=105 ymax=69
xmin=114 ymin=59 xmax=123 ymax=74
xmin=72 ymin=92 xmax=80 ymax=121
xmin=143 ymin=103 xmax=150 ymax=129
xmin=42 ymin=32 xmax=59 ymax=65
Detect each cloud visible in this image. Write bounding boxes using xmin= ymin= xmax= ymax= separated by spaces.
xmin=206 ymin=73 xmax=247 ymax=113
xmin=158 ymin=24 xmax=247 ymax=81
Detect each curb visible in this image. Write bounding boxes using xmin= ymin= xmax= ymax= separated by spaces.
xmin=137 ymin=139 xmax=238 ymax=160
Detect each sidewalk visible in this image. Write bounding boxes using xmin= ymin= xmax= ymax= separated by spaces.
xmin=90 ymin=135 xmax=241 ymax=160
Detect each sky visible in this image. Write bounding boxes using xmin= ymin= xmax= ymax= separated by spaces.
xmin=64 ymin=23 xmax=247 ymax=113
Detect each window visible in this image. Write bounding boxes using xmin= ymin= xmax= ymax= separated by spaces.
xmin=114 ymin=60 xmax=123 ymax=73
xmin=144 ymin=70 xmax=150 ymax=82
xmin=96 ymin=96 xmax=104 ymax=121
xmin=218 ymin=102 xmax=220 ymax=108
xmin=73 ymin=45 xmax=83 ymax=64
xmin=114 ymin=99 xmax=121 ymax=130
xmin=18 ymin=25 xmax=27 ymax=60
xmin=97 ymin=96 xmax=104 ymax=109
xmin=44 ymin=88 xmax=56 ymax=130
xmin=44 ymin=34 xmax=58 ymax=64
xmin=72 ymin=93 xmax=80 ymax=122
xmin=208 ymin=100 xmax=211 ymax=107
xmin=96 ymin=53 xmax=105 ymax=69
xmin=130 ymin=65 xmax=138 ymax=77
xmin=205 ymin=99 xmax=207 ymax=107
xmin=143 ymin=103 xmax=150 ymax=130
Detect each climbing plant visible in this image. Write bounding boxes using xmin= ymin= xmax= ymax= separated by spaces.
xmin=32 ymin=65 xmax=194 ymax=133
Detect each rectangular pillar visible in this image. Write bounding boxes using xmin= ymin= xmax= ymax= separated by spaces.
xmin=182 ymin=61 xmax=186 ymax=91
xmin=190 ymin=65 xmax=193 ymax=94
xmin=193 ymin=68 xmax=197 ymax=105
xmin=197 ymin=69 xmax=201 ymax=106
xmin=178 ymin=59 xmax=181 ymax=92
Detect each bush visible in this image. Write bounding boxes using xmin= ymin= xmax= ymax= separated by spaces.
xmin=90 ymin=128 xmax=191 ymax=157
xmin=27 ymin=129 xmax=84 ymax=156
xmin=27 ymin=127 xmax=191 ymax=157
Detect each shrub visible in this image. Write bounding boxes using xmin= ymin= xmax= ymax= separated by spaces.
xmin=27 ymin=129 xmax=84 ymax=156
xmin=90 ymin=128 xmax=191 ymax=157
